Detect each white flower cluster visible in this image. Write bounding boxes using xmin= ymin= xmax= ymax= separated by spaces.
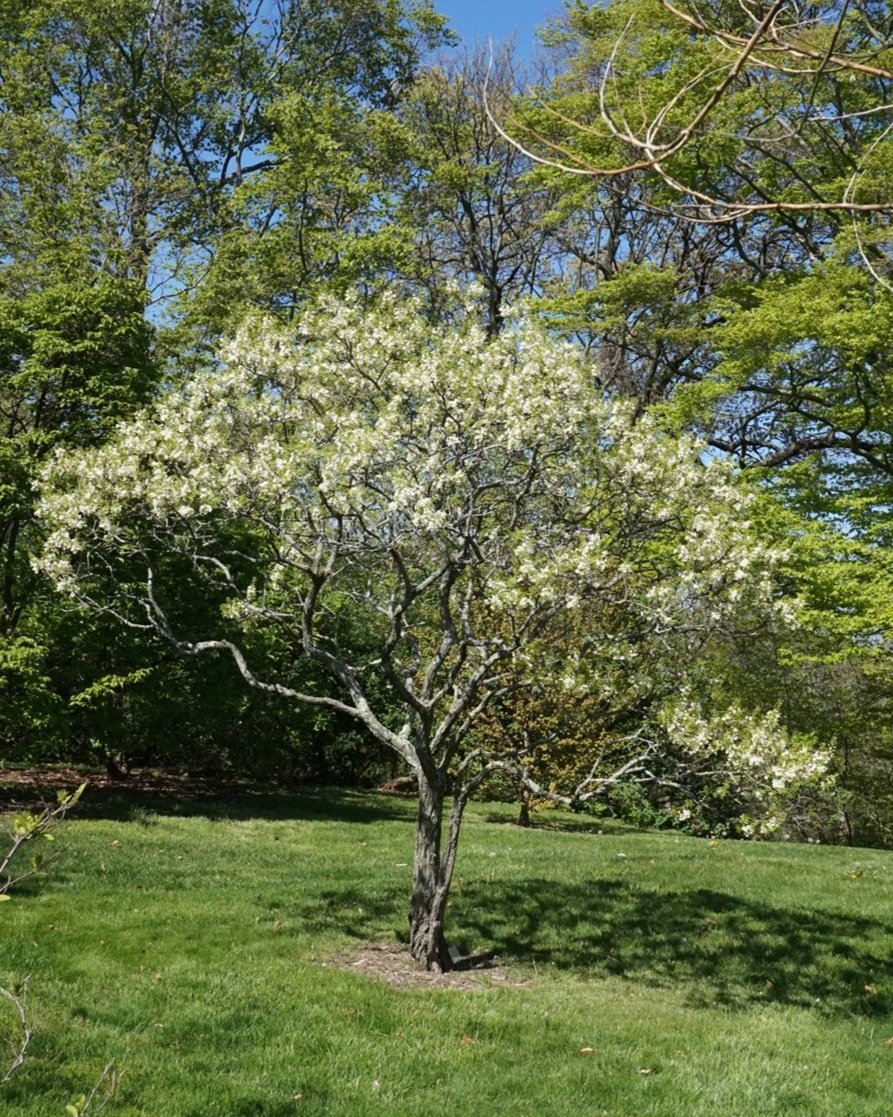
xmin=35 ymin=292 xmax=794 ymax=775
xmin=660 ymin=693 xmax=831 ymax=834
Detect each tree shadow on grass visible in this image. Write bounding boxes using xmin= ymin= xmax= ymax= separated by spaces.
xmin=294 ymin=874 xmax=893 ymax=1017
xmin=452 ymin=877 xmax=893 ymax=1017
xmin=289 ymin=884 xmax=409 ymax=943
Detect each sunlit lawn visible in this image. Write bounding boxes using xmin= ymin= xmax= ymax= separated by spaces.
xmin=2 ymin=781 xmax=893 ymax=1116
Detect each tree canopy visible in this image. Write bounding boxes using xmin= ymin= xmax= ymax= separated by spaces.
xmin=35 ymin=293 xmax=827 ymax=966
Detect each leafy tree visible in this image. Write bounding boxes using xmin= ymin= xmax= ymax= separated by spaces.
xmin=0 ymin=0 xmax=450 ymax=766
xmin=0 ymin=279 xmax=155 ymax=758
xmin=393 ymin=46 xmax=569 ymax=335
xmin=1 ymin=0 xmax=448 ymax=302
xmin=35 ymin=294 xmax=822 ymax=967
xmin=482 ymin=2 xmax=893 ymax=843
xmin=503 ymin=0 xmax=893 ymax=221
xmin=0 ymin=280 xmax=154 ymax=625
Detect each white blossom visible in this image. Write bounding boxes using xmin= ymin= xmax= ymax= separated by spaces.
xmin=33 ymin=292 xmax=811 ymax=834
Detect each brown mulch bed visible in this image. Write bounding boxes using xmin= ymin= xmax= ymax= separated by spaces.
xmin=0 ymin=766 xmax=283 ymax=812
xmin=325 ymin=943 xmax=528 ymax=991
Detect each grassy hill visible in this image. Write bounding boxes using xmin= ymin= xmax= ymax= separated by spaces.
xmin=2 ymin=781 xmax=892 ymax=1116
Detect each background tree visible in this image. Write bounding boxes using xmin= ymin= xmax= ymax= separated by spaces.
xmin=2 ymin=0 xmax=884 ymax=852
xmin=499 ymin=0 xmax=893 ymax=220
xmin=0 ymin=0 xmax=448 ymax=768
xmin=393 ymin=46 xmax=568 ymax=336
xmin=0 ymin=281 xmax=155 ymax=760
xmin=485 ymin=0 xmax=893 ymax=840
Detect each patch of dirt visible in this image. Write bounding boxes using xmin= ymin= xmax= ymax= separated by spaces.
xmin=325 ymin=943 xmax=529 ymax=990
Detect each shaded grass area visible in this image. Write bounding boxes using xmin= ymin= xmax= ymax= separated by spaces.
xmin=299 ymin=875 xmax=893 ymax=1016
xmin=0 ymin=766 xmax=412 ymax=824
xmin=2 ymin=779 xmax=893 ymax=1116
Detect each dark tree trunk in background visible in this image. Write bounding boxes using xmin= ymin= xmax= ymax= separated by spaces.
xmin=517 ymin=784 xmax=531 ymax=827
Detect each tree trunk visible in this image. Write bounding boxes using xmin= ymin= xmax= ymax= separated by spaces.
xmin=105 ymin=752 xmax=129 ymax=780
xmin=517 ymin=784 xmax=531 ymax=827
xmin=408 ymin=772 xmax=453 ymax=971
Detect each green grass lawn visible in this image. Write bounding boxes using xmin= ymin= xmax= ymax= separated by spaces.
xmin=2 ymin=782 xmax=893 ymax=1116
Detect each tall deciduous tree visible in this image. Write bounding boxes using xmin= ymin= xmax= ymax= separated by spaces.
xmin=35 ymin=295 xmax=822 ymax=967
xmin=498 ymin=0 xmax=893 ymax=221
xmin=482 ymin=3 xmax=893 ymax=842
xmin=395 ymin=46 xmax=566 ymax=336
xmin=0 ymin=0 xmax=449 ymax=763
xmin=1 ymin=0 xmax=448 ymax=303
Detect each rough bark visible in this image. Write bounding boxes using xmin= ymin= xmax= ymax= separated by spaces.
xmin=408 ymin=771 xmax=453 ymax=971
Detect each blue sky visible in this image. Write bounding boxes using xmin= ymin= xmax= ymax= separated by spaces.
xmin=434 ymin=0 xmax=563 ymax=58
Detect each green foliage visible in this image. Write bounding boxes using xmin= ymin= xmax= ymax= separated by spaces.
xmin=0 ymin=280 xmax=155 ymax=446
xmin=513 ymin=4 xmax=893 ymax=847
xmin=0 ymin=637 xmax=66 ymax=754
xmin=1 ymin=0 xmax=893 ymax=853
xmin=0 ymin=0 xmax=455 ymax=779
xmin=0 ymin=278 xmax=155 ymax=636
xmin=598 ymin=780 xmax=675 ymax=831
xmin=532 ymin=0 xmax=893 ymax=220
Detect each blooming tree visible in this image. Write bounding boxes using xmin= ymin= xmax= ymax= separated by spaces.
xmin=36 ymin=294 xmax=818 ymax=969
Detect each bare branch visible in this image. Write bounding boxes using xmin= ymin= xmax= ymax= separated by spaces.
xmin=78 ymin=1062 xmax=120 ymax=1115
xmin=0 ymin=784 xmax=86 ymax=895
xmin=486 ymin=2 xmax=893 ymax=222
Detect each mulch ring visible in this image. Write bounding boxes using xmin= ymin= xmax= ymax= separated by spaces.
xmin=324 ymin=942 xmax=529 ymax=991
